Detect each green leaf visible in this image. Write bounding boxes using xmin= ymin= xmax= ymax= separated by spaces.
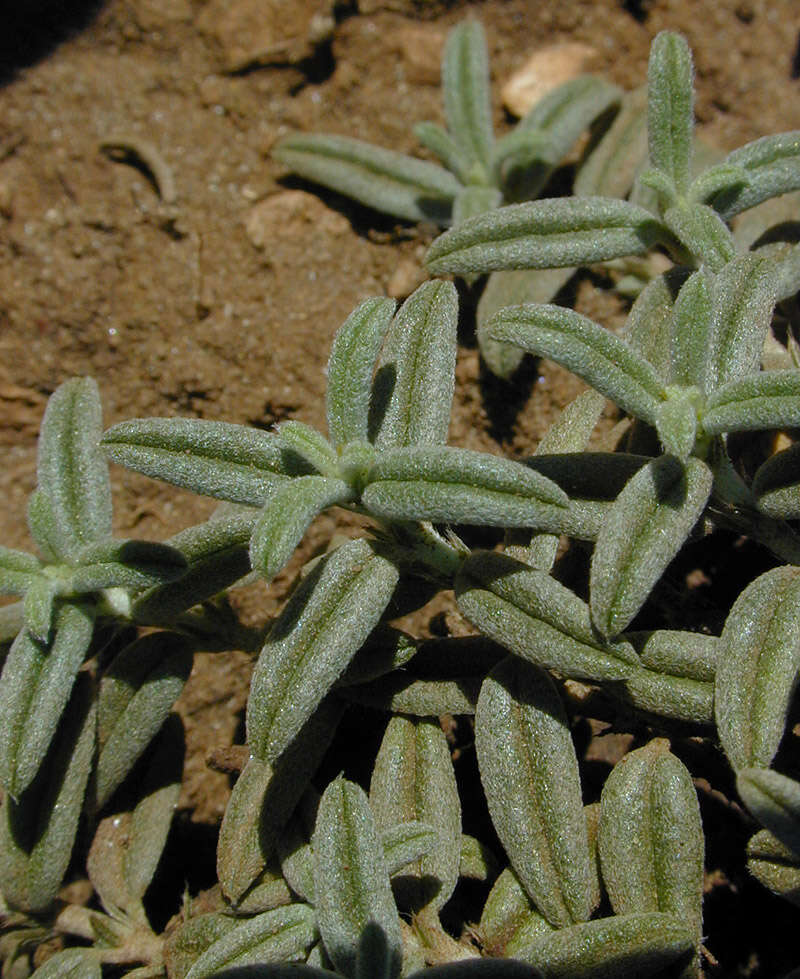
xmin=0 ymin=676 xmax=95 ymax=912
xmin=715 ymin=131 xmax=800 ymax=220
xmin=457 ymin=551 xmax=640 ymax=682
xmin=0 ymin=600 xmax=94 ymax=797
xmin=248 ymin=538 xmax=398 ymax=762
xmin=70 ymin=538 xmax=187 ymax=593
xmin=249 ymin=476 xmax=354 ymax=583
xmin=706 ymin=253 xmax=777 ymax=390
xmin=715 ymin=566 xmax=800 ymax=771
xmin=370 ymin=281 xmax=458 ymax=450
xmin=688 ymin=162 xmax=749 ymax=206
xmin=504 ymin=75 xmax=622 ymax=200
xmin=30 ymin=949 xmax=102 ymax=979
xmin=669 ymin=268 xmax=712 ymax=390
xmin=487 ymin=303 xmax=665 ymax=425
xmin=452 ymin=185 xmax=502 ymax=225
xmin=0 ymin=546 xmax=41 ymax=597
xmin=94 ymin=631 xmax=193 ymax=809
xmin=476 ymin=267 xmax=575 ymax=380
xmin=186 ymin=905 xmax=319 ymax=979
xmin=132 ymin=511 xmax=257 ymax=625
xmin=102 ymin=417 xmax=289 ymax=506
xmin=88 ymin=719 xmax=183 ymax=922
xmin=218 ymin=699 xmax=343 ymax=905
xmin=36 ymin=378 xmax=112 ymax=560
xmin=272 ymin=133 xmax=458 ymax=225
xmin=737 ymin=768 xmax=800 ymax=858
xmin=336 ymin=626 xmax=418 ymax=687
xmin=362 ymin=444 xmax=568 ymax=530
xmin=662 ymin=201 xmax=736 ymax=271
xmin=590 ymin=456 xmax=713 ymax=638
xmin=647 ymin=31 xmax=694 ymax=194
xmin=414 ymin=122 xmax=470 ymax=184
xmin=381 ymin=821 xmax=440 ymax=878
xmin=314 ymin=777 xmax=402 ymax=979
xmin=702 ymin=369 xmax=800 ymax=435
xmin=277 ymin=421 xmax=338 ymax=477
xmin=524 ymin=452 xmax=649 ymax=501
xmin=629 ymin=629 xmax=718 ymax=682
xmin=514 ymin=911 xmax=694 ymax=979
xmin=479 ymin=866 xmax=553 ymax=958
xmin=425 ymin=197 xmax=664 ymax=278
xmin=370 ymin=716 xmax=461 ymax=914
xmin=476 ymin=657 xmax=593 ymax=928
xmin=598 ymin=740 xmax=704 ymax=965
xmin=747 ymin=829 xmax=800 ymax=907
xmin=326 ymin=298 xmax=396 ymax=448
xmin=164 ymin=913 xmax=238 ymax=979
xmin=22 ymin=576 xmax=58 ymax=643
xmin=341 ymin=674 xmax=481 ymax=716
xmin=623 ymin=267 xmax=688 ymax=381
xmin=575 ymin=85 xmax=648 ymax=199
xmin=753 ymin=443 xmax=800 ymax=520
xmin=654 ymin=389 xmax=699 ymax=460
xmin=491 ymin=127 xmax=554 ymax=201
xmin=441 ymin=20 xmax=493 ymax=176
xmin=612 ymin=668 xmax=714 ymax=725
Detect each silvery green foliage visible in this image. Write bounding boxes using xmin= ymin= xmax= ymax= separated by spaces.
xmin=427 ymin=31 xmax=800 ymax=286
xmin=272 ymin=19 xmax=621 ymax=378
xmin=103 ymin=281 xmax=572 ymax=593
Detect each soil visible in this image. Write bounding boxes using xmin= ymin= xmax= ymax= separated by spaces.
xmin=1 ymin=0 xmax=800 ymax=975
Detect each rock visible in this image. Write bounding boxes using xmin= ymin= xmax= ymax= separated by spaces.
xmin=244 ymin=190 xmax=350 ymax=250
xmin=386 ymin=256 xmax=426 ymax=298
xmin=502 ymin=43 xmax=599 ymax=118
xmin=198 ymin=0 xmax=336 ymax=73
xmin=130 ymin=0 xmax=192 ymax=31
xmin=393 ymin=26 xmax=446 ymax=85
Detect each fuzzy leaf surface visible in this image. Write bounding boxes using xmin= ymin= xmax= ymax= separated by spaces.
xmin=457 ymin=552 xmax=640 ymax=682
xmin=0 ymin=678 xmax=95 ymax=912
xmin=662 ymin=201 xmax=736 ymax=271
xmin=29 ymin=950 xmax=102 ymax=978
xmin=590 ymin=456 xmax=713 ymax=638
xmin=716 ymin=566 xmax=800 ymax=771
xmin=425 ymin=198 xmax=664 ymax=277
xmin=70 ymin=538 xmax=187 ymax=593
xmin=442 ymin=20 xmax=493 ymax=174
xmin=702 ymin=369 xmax=800 ymax=434
xmin=249 ymin=476 xmax=354 ymax=583
xmin=715 ymin=131 xmax=800 ymax=219
xmin=575 ymin=85 xmax=648 ymax=198
xmin=186 ymin=905 xmax=319 ymax=979
xmin=598 ymin=740 xmax=704 ymax=963
xmin=103 ymin=417 xmax=291 ymax=505
xmin=273 ymin=133 xmax=459 ymax=225
xmin=370 ymin=716 xmax=461 ymax=914
xmin=371 ymin=281 xmax=458 ymax=449
xmin=0 ymin=546 xmax=41 ymax=597
xmin=37 ymin=378 xmax=112 ymax=560
xmin=476 ymin=657 xmax=593 ymax=928
xmin=362 ymin=444 xmax=568 ymax=530
xmin=737 ymin=769 xmax=800 ymax=858
xmin=515 ymin=911 xmax=694 ymax=979
xmin=487 ymin=304 xmax=664 ymax=425
xmin=314 ymin=778 xmax=402 ymax=979
xmin=647 ymin=32 xmax=694 ymax=193
xmin=132 ymin=511 xmax=256 ymax=624
xmin=747 ymin=829 xmax=800 ymax=906
xmin=94 ymin=631 xmax=193 ymax=809
xmin=248 ymin=539 xmax=398 ymax=762
xmin=669 ymin=269 xmax=711 ymax=390
xmin=479 ymin=866 xmax=553 ymax=958
xmin=326 ymin=298 xmax=396 ymax=448
xmin=753 ymin=443 xmax=800 ymax=520
xmin=0 ymin=600 xmax=94 ymax=797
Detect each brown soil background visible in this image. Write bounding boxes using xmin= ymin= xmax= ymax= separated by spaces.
xmin=1 ymin=0 xmax=800 ymax=974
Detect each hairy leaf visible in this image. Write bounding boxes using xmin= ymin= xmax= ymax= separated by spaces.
xmin=476 ymin=658 xmax=593 ymax=928
xmin=370 ymin=281 xmax=458 ymax=449
xmin=647 ymin=31 xmax=694 ymax=193
xmin=0 ymin=600 xmax=94 ymax=797
xmin=314 ymin=778 xmax=402 ymax=979
xmin=716 ymin=566 xmax=800 ymax=771
xmin=37 ymin=377 xmax=112 ymax=560
xmin=487 ymin=303 xmax=665 ymax=425
xmin=442 ymin=20 xmax=493 ymax=175
xmin=737 ymin=768 xmax=800 ymax=858
xmin=273 ymin=133 xmax=459 ymax=225
xmin=457 ymin=551 xmax=640 ymax=682
xmin=715 ymin=131 xmax=800 ymax=219
xmin=248 ymin=539 xmax=397 ymax=762
xmin=326 ymin=298 xmax=396 ymax=448
xmin=753 ymin=443 xmax=800 ymax=520
xmin=590 ymin=456 xmax=713 ymax=638
xmin=575 ymin=85 xmax=648 ymax=199
xmin=370 ymin=716 xmax=461 ymax=914
xmin=702 ymin=369 xmax=800 ymax=434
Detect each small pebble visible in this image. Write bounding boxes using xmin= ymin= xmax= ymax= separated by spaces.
xmin=502 ymin=43 xmax=599 ymax=117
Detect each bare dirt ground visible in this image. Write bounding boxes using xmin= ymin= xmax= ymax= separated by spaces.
xmin=1 ymin=0 xmax=800 ymax=974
